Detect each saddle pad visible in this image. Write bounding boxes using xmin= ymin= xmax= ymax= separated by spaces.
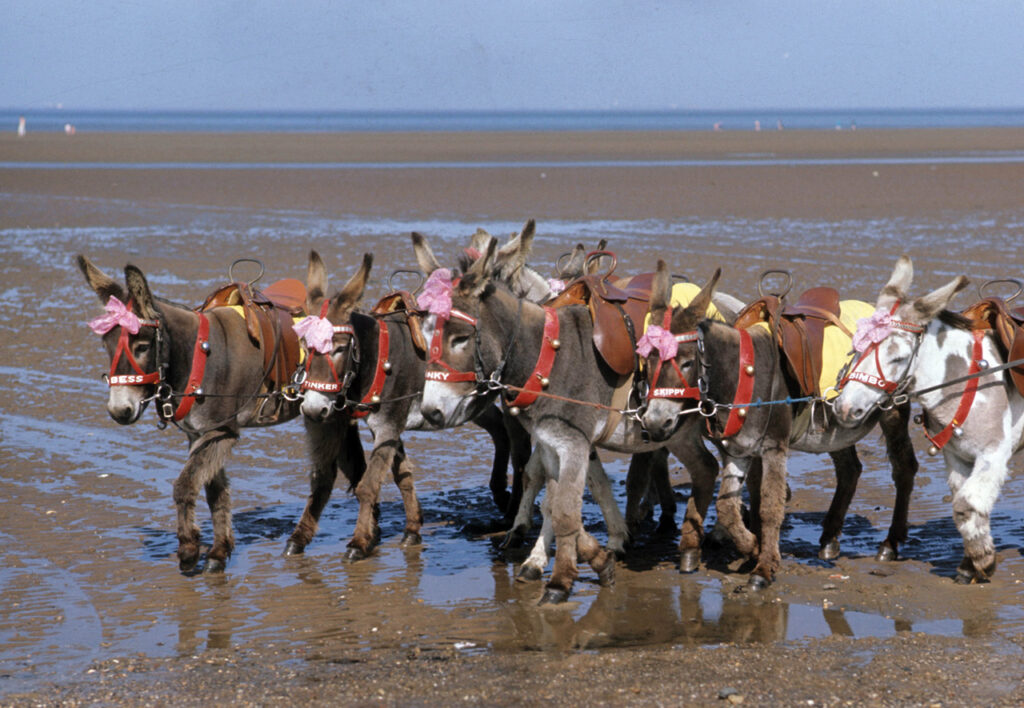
xmin=642 ymin=282 xmax=726 ymax=329
xmin=223 ymin=306 xmax=307 ymax=365
xmin=820 ymin=299 xmax=874 ymax=399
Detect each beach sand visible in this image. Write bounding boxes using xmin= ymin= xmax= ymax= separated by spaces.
xmin=3 ymin=128 xmax=1024 ymax=705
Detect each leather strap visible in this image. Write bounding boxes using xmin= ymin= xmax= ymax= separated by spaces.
xmin=505 ymin=307 xmax=559 ymax=409
xmin=168 ymin=312 xmax=210 ymax=422
xmin=924 ymin=329 xmax=984 ymax=451
xmin=721 ymin=328 xmax=754 ymax=438
xmin=351 ymin=320 xmax=390 ymax=419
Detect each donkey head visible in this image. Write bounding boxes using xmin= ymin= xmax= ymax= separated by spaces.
xmin=297 ymin=252 xmax=373 ymax=422
xmin=832 ymin=255 xmax=970 ymax=427
xmin=78 ymin=255 xmax=163 ymax=425
xmin=413 ymin=231 xmax=501 ymax=428
xmin=639 ymin=262 xmax=721 ymax=441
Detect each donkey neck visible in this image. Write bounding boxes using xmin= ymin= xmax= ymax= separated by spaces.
xmin=916 ymin=320 xmax=996 ymax=406
xmin=349 ymin=310 xmax=382 ymax=395
xmin=154 ymin=299 xmax=202 ymax=392
xmin=478 ymin=287 xmax=549 ymax=387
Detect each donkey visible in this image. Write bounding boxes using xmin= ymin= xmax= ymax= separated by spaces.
xmin=292 ymin=248 xmax=538 ymax=558
xmin=639 ymin=262 xmax=919 ymax=591
xmin=78 ymin=254 xmax=357 ymax=573
xmin=831 ymin=257 xmax=1022 ymax=584
xmin=415 ymin=240 xmax=722 ymax=603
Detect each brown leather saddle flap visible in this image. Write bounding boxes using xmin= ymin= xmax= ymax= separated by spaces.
xmin=372 ymin=291 xmax=427 ymax=353
xmin=963 ymin=297 xmax=1024 ymax=396
xmin=733 ymin=287 xmax=843 ymax=397
xmin=548 ymin=273 xmax=653 ymax=376
xmin=199 ymin=281 xmax=303 ymax=390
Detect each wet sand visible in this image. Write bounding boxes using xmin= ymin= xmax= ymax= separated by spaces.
xmin=2 ymin=129 xmax=1024 ymax=705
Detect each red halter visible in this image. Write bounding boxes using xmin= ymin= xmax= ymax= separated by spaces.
xmin=424 ymin=308 xmax=480 ymax=384
xmin=646 ymin=310 xmax=701 ymax=403
xmin=839 ymin=302 xmax=924 ymax=394
xmin=106 ymin=303 xmax=162 ymax=386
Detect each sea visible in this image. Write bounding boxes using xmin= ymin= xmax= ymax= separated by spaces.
xmin=3 ymin=107 xmax=1024 ymax=133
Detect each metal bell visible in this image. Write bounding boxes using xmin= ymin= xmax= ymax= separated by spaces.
xmin=370 ymin=394 xmax=381 ymax=405
xmin=953 ymin=426 xmax=964 ymax=437
xmin=721 ymin=439 xmax=730 ymax=448
xmin=737 ymin=408 xmax=747 ymax=418
xmin=927 ymin=445 xmax=939 ymax=456
xmin=540 ymin=377 xmax=550 ymax=389
xmin=194 ymin=387 xmax=204 ymax=397
xmin=383 ymin=361 xmax=392 ymax=372
xmin=913 ymin=414 xmax=923 ymax=425
xmin=550 ymin=339 xmax=561 ymax=350
xmin=201 ymin=341 xmax=211 ymax=354
xmin=744 ymin=365 xmax=755 ymax=376
xmin=978 ymin=359 xmax=989 ymax=370
xmin=509 ymin=406 xmax=521 ymax=416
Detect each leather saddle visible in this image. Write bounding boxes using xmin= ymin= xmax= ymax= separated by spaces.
xmin=199 ymin=278 xmax=307 ymax=393
xmin=734 ymin=287 xmax=850 ymax=397
xmin=548 ymin=271 xmax=655 ymax=376
xmin=371 ymin=290 xmax=427 ymax=354
xmin=962 ymin=297 xmax=1024 ymax=396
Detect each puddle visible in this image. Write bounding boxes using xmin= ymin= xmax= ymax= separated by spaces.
xmin=2 ymin=194 xmax=1024 ymax=696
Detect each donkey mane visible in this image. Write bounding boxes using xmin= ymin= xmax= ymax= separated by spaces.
xmin=937 ymin=309 xmax=973 ymax=331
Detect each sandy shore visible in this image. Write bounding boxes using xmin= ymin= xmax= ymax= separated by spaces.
xmin=3 ymin=128 xmax=1024 ymax=226
xmin=3 ymin=128 xmax=1024 ymax=705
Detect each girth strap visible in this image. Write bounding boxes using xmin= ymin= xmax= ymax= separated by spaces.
xmin=505 ymin=307 xmax=559 ymax=410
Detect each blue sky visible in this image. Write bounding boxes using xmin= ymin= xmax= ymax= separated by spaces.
xmin=3 ymin=1 xmax=1022 ymax=111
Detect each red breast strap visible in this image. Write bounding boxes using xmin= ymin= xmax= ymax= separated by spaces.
xmin=925 ymin=329 xmax=984 ymax=451
xmin=171 ymin=312 xmax=210 ymax=421
xmin=351 ymin=321 xmax=390 ymax=419
xmin=506 ymin=307 xmax=559 ymax=409
xmin=721 ymin=328 xmax=754 ymax=437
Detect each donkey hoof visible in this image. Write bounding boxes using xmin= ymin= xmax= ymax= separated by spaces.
xmin=499 ymin=530 xmax=522 ymax=550
xmin=875 ymin=544 xmax=897 ymax=562
xmin=204 ymin=558 xmax=227 ymax=574
xmin=597 ymin=560 xmax=616 ymax=588
xmin=345 ymin=546 xmax=370 ymax=562
xmin=178 ymin=554 xmax=199 ymax=574
xmin=400 ymin=531 xmax=422 ymax=547
xmin=607 ymin=538 xmax=628 ymax=560
xmin=516 ymin=564 xmax=543 ymax=583
xmin=818 ymin=539 xmax=841 ymax=561
xmin=539 ymin=587 xmax=570 ymax=605
xmin=284 ymin=540 xmax=305 ymax=556
xmin=954 ymin=569 xmax=976 ymax=585
xmin=735 ymin=574 xmax=771 ymax=594
xmin=679 ymin=548 xmax=701 ymax=574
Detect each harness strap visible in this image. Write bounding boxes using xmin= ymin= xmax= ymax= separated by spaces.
xmin=647 ymin=311 xmax=701 ymax=401
xmin=350 ymin=320 xmax=390 ymax=419
xmin=924 ymin=329 xmax=984 ymax=452
xmin=165 ymin=312 xmax=210 ymax=422
xmin=719 ymin=328 xmax=755 ymax=438
xmin=425 ymin=308 xmax=479 ymax=383
xmin=505 ymin=307 xmax=559 ymax=409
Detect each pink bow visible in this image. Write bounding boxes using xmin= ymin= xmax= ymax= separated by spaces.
xmin=636 ymin=324 xmax=678 ymax=361
xmin=419 ymin=268 xmax=454 ymax=319
xmin=294 ymin=315 xmax=335 ymax=354
xmin=547 ymin=278 xmax=567 ymax=295
xmin=88 ymin=296 xmax=140 ymax=335
xmin=852 ymin=308 xmax=894 ymax=352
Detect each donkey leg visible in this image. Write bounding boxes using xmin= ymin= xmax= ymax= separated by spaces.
xmin=669 ymin=429 xmax=719 ymax=573
xmin=876 ymin=403 xmax=919 ymax=561
xmin=585 ymin=450 xmax=628 ymax=558
xmin=950 ymin=455 xmax=1007 ymax=583
xmin=173 ymin=431 xmax=237 ymax=573
xmin=649 ymin=448 xmax=678 ymax=536
xmin=286 ymin=418 xmax=344 ymax=555
xmin=714 ymin=456 xmax=758 ymax=559
xmin=391 ymin=441 xmax=423 ymax=546
xmin=501 ymin=449 xmax=544 ymax=549
xmin=542 ymin=442 xmax=591 ymax=604
xmin=818 ymin=446 xmax=862 ymax=561
xmin=505 ymin=415 xmax=532 ymax=525
xmin=517 ymin=480 xmax=554 ymax=582
xmin=347 ymin=439 xmax=399 ymax=560
xmin=204 ymin=467 xmax=234 ymax=573
xmin=744 ymin=447 xmax=788 ymax=592
xmin=624 ymin=451 xmax=655 ymax=539
xmin=473 ymin=405 xmax=512 ymax=514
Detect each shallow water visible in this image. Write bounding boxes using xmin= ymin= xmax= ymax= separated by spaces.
xmin=2 ymin=192 xmax=1024 ymax=695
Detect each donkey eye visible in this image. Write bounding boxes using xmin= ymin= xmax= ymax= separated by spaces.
xmin=133 ymin=342 xmax=151 ymax=356
xmin=332 ymin=343 xmax=348 ymax=356
xmin=451 ymin=335 xmax=471 ymax=348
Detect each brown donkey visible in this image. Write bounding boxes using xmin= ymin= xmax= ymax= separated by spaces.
xmin=291 ymin=252 xmax=531 ymax=559
xmin=639 ymin=262 xmax=919 ymax=591
xmin=78 ymin=254 xmax=354 ymax=573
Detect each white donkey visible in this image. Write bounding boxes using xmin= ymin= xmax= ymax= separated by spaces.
xmin=832 ymin=256 xmax=1024 ymax=583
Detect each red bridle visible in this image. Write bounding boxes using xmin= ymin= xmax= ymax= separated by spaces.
xmin=645 ymin=311 xmax=701 ymax=403
xmin=424 ymin=308 xmax=480 ymax=384
xmin=105 ymin=306 xmax=162 ymax=386
xmin=838 ymin=302 xmax=924 ymax=394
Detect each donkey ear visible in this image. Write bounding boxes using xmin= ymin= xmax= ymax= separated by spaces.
xmin=411 ymin=232 xmax=443 ymax=274
xmin=334 ymin=253 xmax=373 ymax=310
xmin=469 ymin=227 xmax=493 ymax=254
xmin=494 ymin=219 xmax=535 ymax=279
xmin=912 ymin=275 xmax=970 ymax=321
xmin=878 ymin=255 xmax=913 ymax=309
xmin=77 ymin=255 xmax=126 ymax=304
xmin=306 ymin=250 xmax=327 ymax=311
xmin=458 ymin=239 xmax=497 ymax=296
xmin=684 ymin=268 xmax=722 ymax=321
xmin=558 ymin=244 xmax=586 ymax=280
xmin=649 ymin=260 xmax=672 ymax=322
xmin=124 ymin=265 xmax=158 ymax=320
